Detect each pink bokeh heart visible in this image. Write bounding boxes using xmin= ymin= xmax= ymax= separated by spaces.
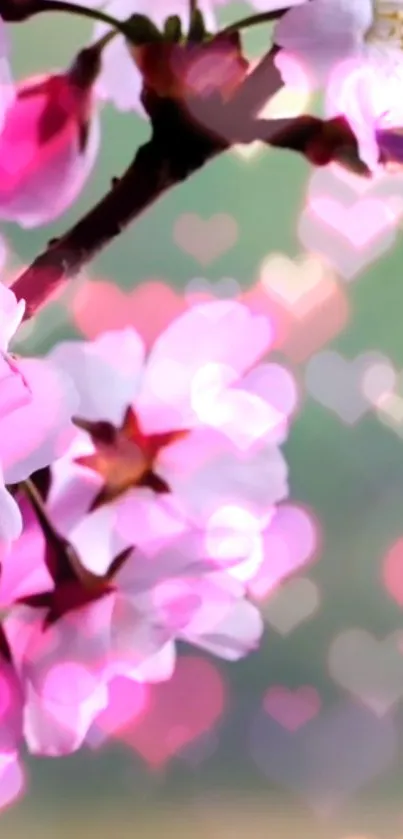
xmin=119 ymin=656 xmax=226 ymax=769
xmin=263 ymin=685 xmax=321 ymax=732
xmin=71 ymin=279 xmax=189 ymax=346
xmin=248 ymin=505 xmax=319 ymax=601
xmin=241 ymin=265 xmax=349 ymax=365
xmin=173 ymin=213 xmax=238 ymax=266
xmin=88 ymin=677 xmax=149 ymax=748
xmin=299 ymin=195 xmax=397 ymax=280
xmin=382 ymin=538 xmax=403 ymax=608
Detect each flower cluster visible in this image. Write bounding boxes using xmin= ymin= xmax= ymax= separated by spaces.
xmin=1 ymin=0 xmax=403 ymax=807
xmin=0 ymin=283 xmax=297 ymax=775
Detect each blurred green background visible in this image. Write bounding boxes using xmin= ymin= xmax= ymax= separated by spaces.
xmin=4 ymin=3 xmax=403 ymax=837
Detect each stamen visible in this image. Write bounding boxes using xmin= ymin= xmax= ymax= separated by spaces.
xmin=371 ymin=5 xmax=403 ymax=46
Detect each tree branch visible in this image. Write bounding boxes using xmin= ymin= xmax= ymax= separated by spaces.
xmin=11 ymin=58 xmax=370 ymax=321
xmin=13 ymin=95 xmax=227 ymax=320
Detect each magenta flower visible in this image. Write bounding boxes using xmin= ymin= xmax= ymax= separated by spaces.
xmin=0 ymin=58 xmax=100 ymax=228
xmin=0 ymin=283 xmax=78 ymax=544
xmin=45 ymin=301 xmax=296 ymax=575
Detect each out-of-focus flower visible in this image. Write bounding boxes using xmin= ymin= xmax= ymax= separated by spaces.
xmin=273 ymin=0 xmax=403 ymax=86
xmin=0 ymin=283 xmax=78 ymax=544
xmin=45 ymin=301 xmax=296 ymax=575
xmin=325 ymin=56 xmax=403 ymax=171
xmin=0 ymin=46 xmax=101 ymax=228
xmin=241 ymin=0 xmax=305 ymax=9
xmin=91 ymin=0 xmax=220 ymax=113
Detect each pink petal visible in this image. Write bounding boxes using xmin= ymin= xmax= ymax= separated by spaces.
xmin=23 ymin=673 xmax=108 ymax=756
xmin=0 ymin=753 xmax=25 ymax=812
xmin=0 ymin=282 xmax=25 ymax=350
xmin=65 ymin=502 xmax=133 ymax=577
xmin=183 ymin=598 xmax=263 ymax=660
xmin=0 ymin=73 xmax=100 ymax=228
xmin=0 ymin=478 xmax=22 ymax=544
xmin=0 ymin=494 xmax=53 ymax=605
xmin=189 ymin=361 xmax=285 ymax=450
xmin=108 ymin=594 xmax=173 ymax=677
xmin=0 ymin=357 xmax=78 ymax=484
xmin=158 ymin=428 xmax=289 ymax=524
xmin=48 ymin=328 xmax=145 ymax=425
xmin=0 ymin=658 xmax=23 ymax=754
xmin=114 ymin=489 xmax=188 ymax=556
xmin=106 ymin=640 xmax=176 ymax=684
xmin=8 ymin=599 xmax=114 ymax=754
xmin=274 ymin=0 xmax=370 ymax=84
xmin=137 ymin=302 xmax=272 ymax=432
xmin=49 ymin=431 xmax=102 ymax=536
xmin=113 ymin=530 xmax=239 ymax=595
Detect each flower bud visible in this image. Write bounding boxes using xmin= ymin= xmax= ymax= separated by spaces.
xmin=0 ymin=46 xmax=101 ymax=228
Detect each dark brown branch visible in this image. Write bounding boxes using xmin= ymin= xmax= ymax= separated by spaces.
xmin=13 ymin=95 xmax=227 ymax=320
xmin=12 ymin=64 xmax=370 ymax=320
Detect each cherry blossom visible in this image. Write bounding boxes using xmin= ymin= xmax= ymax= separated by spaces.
xmin=273 ymin=0 xmax=403 ymax=86
xmin=43 ymin=301 xmax=296 ymax=575
xmin=0 ymin=502 xmax=263 ymax=755
xmin=0 ymin=493 xmax=107 ymax=757
xmin=0 ymin=49 xmax=100 ymax=228
xmin=325 ymin=56 xmax=403 ymax=171
xmin=0 ymin=283 xmax=78 ymax=545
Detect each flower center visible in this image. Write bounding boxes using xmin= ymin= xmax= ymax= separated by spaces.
xmin=73 ymin=407 xmax=188 ymax=510
xmin=369 ymin=1 xmax=403 ymax=46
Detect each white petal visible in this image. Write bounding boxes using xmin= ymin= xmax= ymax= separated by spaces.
xmin=49 ymin=436 xmax=102 ymax=538
xmin=0 ymin=480 xmax=22 ymax=543
xmin=158 ymin=428 xmax=289 ymax=524
xmin=183 ymin=599 xmax=263 ymax=660
xmin=107 ymin=640 xmax=176 ymax=683
xmin=274 ymin=0 xmax=372 ymax=84
xmin=23 ymin=677 xmax=108 ymax=756
xmin=1 ymin=357 xmax=78 ymax=485
xmin=108 ymin=593 xmax=172 ymax=675
xmin=0 ymin=283 xmax=25 ymax=350
xmin=48 ymin=328 xmax=145 ymax=425
xmin=67 ymin=503 xmax=130 ymax=577
xmin=115 ymin=488 xmax=188 ymax=553
xmin=137 ymin=301 xmax=272 ymax=432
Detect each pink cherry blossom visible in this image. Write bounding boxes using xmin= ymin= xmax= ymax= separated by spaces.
xmin=0 ymin=515 xmax=263 ymax=756
xmin=91 ymin=0 xmax=220 ymax=113
xmin=0 ymin=283 xmax=78 ymax=544
xmin=325 ymin=56 xmax=403 ymax=171
xmin=272 ymin=0 xmax=403 ymax=98
xmin=0 ymin=55 xmax=100 ymax=228
xmin=45 ymin=301 xmax=296 ymax=575
xmin=0 ymin=491 xmax=108 ymax=756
